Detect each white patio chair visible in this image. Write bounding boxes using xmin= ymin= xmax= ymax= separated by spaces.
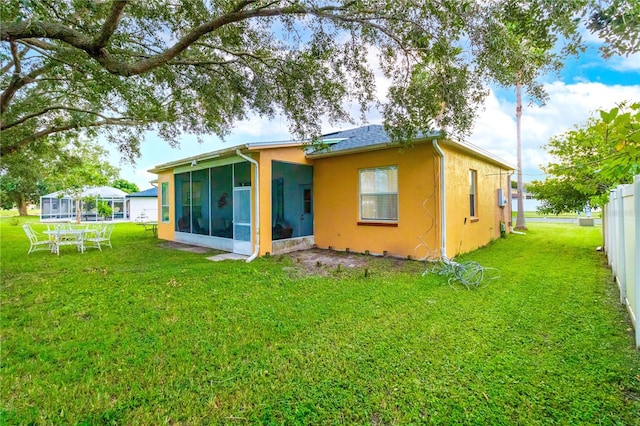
xmin=101 ymin=223 xmax=115 ymax=249
xmin=84 ymin=223 xmax=114 ymax=251
xmin=23 ymin=224 xmax=54 ymax=254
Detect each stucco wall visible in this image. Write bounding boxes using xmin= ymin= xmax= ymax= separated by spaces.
xmin=441 ymin=144 xmax=512 ymax=258
xmin=249 ymin=146 xmax=312 ymax=256
xmin=313 ymin=142 xmax=511 ymax=259
xmin=156 ymin=171 xmax=175 ymax=242
xmin=153 ymin=141 xmax=510 ymax=259
xmin=313 ymin=143 xmax=439 ymax=259
xmin=153 ymin=145 xmax=309 ymax=255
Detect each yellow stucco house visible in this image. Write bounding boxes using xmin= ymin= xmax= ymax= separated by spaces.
xmin=149 ymin=125 xmax=513 ymax=261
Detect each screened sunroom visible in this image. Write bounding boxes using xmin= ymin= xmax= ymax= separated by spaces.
xmin=168 ymin=155 xmax=313 ymax=256
xmin=174 ymin=160 xmax=253 ymax=254
xmin=40 ymin=186 xmax=128 ymax=222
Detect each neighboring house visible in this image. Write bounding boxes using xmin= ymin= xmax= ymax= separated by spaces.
xmin=40 ymin=186 xmax=128 ymax=222
xmin=127 ymin=187 xmax=158 ymax=221
xmin=149 ymin=125 xmax=513 ymax=260
xmin=511 ymin=188 xmax=542 ymax=212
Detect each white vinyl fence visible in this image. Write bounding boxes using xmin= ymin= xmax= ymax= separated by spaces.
xmin=604 ymin=174 xmax=640 ymax=350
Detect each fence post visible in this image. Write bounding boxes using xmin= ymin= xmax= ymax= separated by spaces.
xmin=615 ymin=187 xmax=627 ymax=304
xmin=635 ymin=175 xmax=640 ymax=350
xmin=604 ymin=175 xmax=640 ymax=350
xmin=602 ymin=197 xmax=614 ymax=267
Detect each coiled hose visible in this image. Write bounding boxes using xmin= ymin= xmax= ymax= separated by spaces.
xmin=424 ymin=257 xmax=500 ymax=289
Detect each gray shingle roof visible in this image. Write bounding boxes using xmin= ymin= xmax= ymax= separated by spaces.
xmin=312 ymin=125 xmax=440 ymax=156
xmin=320 ymin=125 xmax=391 ymax=152
xmin=309 ymin=125 xmax=513 ymax=169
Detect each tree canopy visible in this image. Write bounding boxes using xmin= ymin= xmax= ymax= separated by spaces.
xmin=0 ymin=137 xmax=118 ymax=215
xmin=3 ymin=0 xmax=630 ymax=161
xmin=0 ymin=138 xmax=61 ymax=214
xmin=528 ymin=102 xmax=640 ymax=215
xmin=587 ymin=0 xmax=640 ymax=58
xmin=111 ymin=178 xmax=139 ymax=194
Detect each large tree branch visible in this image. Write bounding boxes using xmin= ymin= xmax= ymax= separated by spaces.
xmin=20 ymin=38 xmax=59 ymax=51
xmin=1 ymin=117 xmax=142 ymax=157
xmin=1 ymin=4 xmax=390 ymax=77
xmin=91 ymin=0 xmax=128 ymax=51
xmin=9 ymin=40 xmax=21 ymax=74
xmin=2 ymin=21 xmax=94 ymax=51
xmin=1 ymin=105 xmax=132 ymax=131
xmin=0 ymin=42 xmax=29 ymax=75
xmin=88 ymin=5 xmax=319 ymax=75
xmin=168 ymin=58 xmax=240 ymax=67
xmin=0 ymin=62 xmax=53 ymax=116
xmin=231 ymin=0 xmax=258 ymax=13
xmin=200 ymin=44 xmax=285 ymax=64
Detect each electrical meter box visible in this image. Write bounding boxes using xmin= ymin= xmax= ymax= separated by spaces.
xmin=497 ymin=188 xmax=507 ymax=207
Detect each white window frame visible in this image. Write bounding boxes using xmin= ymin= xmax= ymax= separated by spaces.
xmin=359 ymin=166 xmax=398 ymax=222
xmin=161 ymin=182 xmax=170 ymax=223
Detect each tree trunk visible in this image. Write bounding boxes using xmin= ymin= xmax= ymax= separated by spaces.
xmin=76 ymin=198 xmax=82 ymax=224
xmin=14 ymin=194 xmax=28 ymax=216
xmin=515 ymin=80 xmax=528 ymax=231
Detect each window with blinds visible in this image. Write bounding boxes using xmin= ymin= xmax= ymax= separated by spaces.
xmin=359 ymin=166 xmax=398 ymax=221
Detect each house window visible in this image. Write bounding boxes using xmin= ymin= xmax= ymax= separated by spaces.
xmin=469 ymin=169 xmax=477 ymax=217
xmin=359 ymin=166 xmax=398 ymax=221
xmin=161 ymin=182 xmax=170 ymax=223
xmin=303 ymin=188 xmax=312 ymax=214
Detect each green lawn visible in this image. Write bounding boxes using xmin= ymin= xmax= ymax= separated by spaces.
xmin=512 ymin=211 xmax=602 ymax=219
xmin=0 ymin=209 xmax=40 ymax=218
xmin=1 ymin=218 xmax=638 ymax=424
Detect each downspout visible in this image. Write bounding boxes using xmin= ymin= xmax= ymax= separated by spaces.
xmin=236 ymin=149 xmax=260 ymax=262
xmin=432 ymin=140 xmax=447 ymax=259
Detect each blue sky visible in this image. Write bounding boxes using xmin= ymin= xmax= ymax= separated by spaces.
xmin=108 ymin=35 xmax=640 ymax=190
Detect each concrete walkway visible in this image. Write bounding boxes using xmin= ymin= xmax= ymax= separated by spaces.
xmin=206 ymin=253 xmax=249 ymax=262
xmin=159 ymin=241 xmax=248 ymax=261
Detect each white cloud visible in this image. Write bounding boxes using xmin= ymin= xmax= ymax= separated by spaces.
xmin=131 ymin=168 xmax=157 ymax=189
xmin=231 ymin=115 xmax=291 ymax=140
xmin=111 ymin=31 xmax=639 ymax=190
xmin=608 ymin=52 xmax=640 ymax=71
xmin=467 ymin=82 xmax=640 ymax=181
xmin=117 ymin=81 xmax=640 ymax=188
xmin=578 ymin=21 xmax=640 ymax=70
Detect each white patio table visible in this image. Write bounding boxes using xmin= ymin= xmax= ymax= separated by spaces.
xmin=43 ymin=227 xmax=86 ymax=255
xmin=137 ymin=221 xmax=158 ymax=237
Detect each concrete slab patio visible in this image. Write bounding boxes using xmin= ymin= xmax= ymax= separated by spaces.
xmin=206 ymin=253 xmax=249 ymax=262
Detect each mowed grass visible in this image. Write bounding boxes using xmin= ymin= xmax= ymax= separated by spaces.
xmin=512 ymin=211 xmax=602 ymax=219
xmin=1 ymin=218 xmax=638 ymax=424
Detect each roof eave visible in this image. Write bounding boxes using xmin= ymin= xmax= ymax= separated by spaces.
xmin=246 ymin=140 xmax=305 ymax=150
xmin=148 ymin=145 xmax=249 ymax=174
xmin=148 ymin=140 xmax=306 ymax=174
xmin=306 ymin=141 xmax=396 ymax=158
xmin=307 ymin=136 xmax=514 ymax=170
xmin=441 ymin=140 xmax=515 ymax=170
xmin=306 ymin=135 xmax=439 ymax=159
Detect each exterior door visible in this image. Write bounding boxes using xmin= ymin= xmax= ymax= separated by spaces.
xmin=233 ymin=186 xmax=252 ymax=255
xmin=299 ymin=184 xmax=313 ymax=236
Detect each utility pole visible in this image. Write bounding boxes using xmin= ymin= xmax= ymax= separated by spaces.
xmin=515 ymin=79 xmax=527 ymax=231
